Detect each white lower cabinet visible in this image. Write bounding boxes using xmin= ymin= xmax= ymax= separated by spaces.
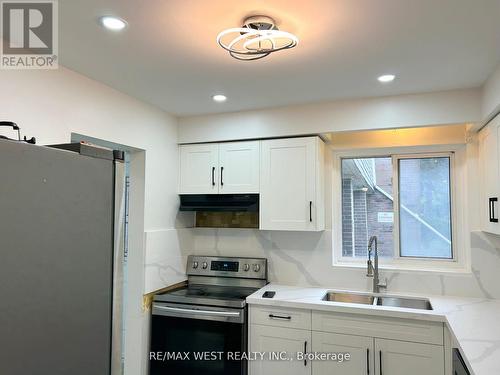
xmin=375 ymin=338 xmax=444 ymax=375
xmin=249 ymin=306 xmax=446 ymax=375
xmin=312 ymin=332 xmax=374 ymax=375
xmin=249 ymin=325 xmax=311 ymax=375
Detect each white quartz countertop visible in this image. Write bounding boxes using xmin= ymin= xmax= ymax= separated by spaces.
xmin=247 ymin=284 xmax=500 ymax=375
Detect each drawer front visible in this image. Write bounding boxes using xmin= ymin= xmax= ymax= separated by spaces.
xmin=250 ymin=305 xmax=311 ymax=330
xmin=312 ymin=311 xmax=443 ymax=345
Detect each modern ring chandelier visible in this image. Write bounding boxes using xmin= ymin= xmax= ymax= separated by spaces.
xmin=217 ymin=15 xmax=299 ymax=61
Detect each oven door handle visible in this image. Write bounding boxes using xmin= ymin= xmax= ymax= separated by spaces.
xmin=153 ymin=304 xmax=242 ymax=318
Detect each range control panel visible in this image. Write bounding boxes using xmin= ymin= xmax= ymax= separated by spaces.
xmin=211 ymin=260 xmax=239 ymax=272
xmin=187 ymin=255 xmax=267 ymax=280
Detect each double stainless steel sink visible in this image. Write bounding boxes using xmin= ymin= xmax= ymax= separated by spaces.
xmin=322 ymin=291 xmax=432 ymax=310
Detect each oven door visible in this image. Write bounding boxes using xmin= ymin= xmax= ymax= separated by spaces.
xmin=150 ymin=302 xmax=247 ymax=375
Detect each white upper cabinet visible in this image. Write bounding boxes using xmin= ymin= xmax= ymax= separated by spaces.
xmin=179 ymin=143 xmax=219 ymax=194
xmin=260 ymin=137 xmax=325 ymax=231
xmin=478 ymin=115 xmax=500 ymax=235
xmin=178 ymin=137 xmax=326 ymax=231
xmin=218 ymin=141 xmax=260 ymax=193
xmin=179 ymin=141 xmax=260 ymax=194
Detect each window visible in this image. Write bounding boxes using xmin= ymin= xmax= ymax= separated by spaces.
xmin=397 ymin=157 xmax=452 ymax=259
xmin=337 ymin=151 xmax=457 ymax=269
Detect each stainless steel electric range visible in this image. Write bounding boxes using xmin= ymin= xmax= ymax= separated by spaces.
xmin=150 ymin=255 xmax=268 ymax=375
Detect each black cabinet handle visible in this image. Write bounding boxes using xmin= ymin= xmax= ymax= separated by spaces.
xmin=367 ymin=348 xmax=370 ymax=375
xmin=309 ymin=201 xmax=312 ymax=222
xmin=220 ymin=167 xmax=224 ymax=186
xmin=268 ymin=314 xmax=291 ymax=320
xmin=379 ymin=350 xmax=382 ymax=375
xmin=211 ymin=167 xmax=215 ymax=186
xmin=490 ymin=197 xmax=499 ymax=223
xmin=304 ymin=341 xmax=307 ymax=366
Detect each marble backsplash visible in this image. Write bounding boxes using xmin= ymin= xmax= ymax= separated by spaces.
xmin=178 ymin=228 xmax=500 ymax=299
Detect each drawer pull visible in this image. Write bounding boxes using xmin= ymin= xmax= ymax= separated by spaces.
xmin=268 ymin=314 xmax=291 ymax=320
xmin=304 ymin=341 xmax=308 ymax=366
xmin=367 ymin=348 xmax=370 ymax=375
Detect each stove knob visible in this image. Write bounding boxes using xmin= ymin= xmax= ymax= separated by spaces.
xmin=243 ymin=264 xmax=250 ymax=272
xmin=192 ymin=261 xmax=199 ymax=269
xmin=253 ymin=264 xmax=261 ymax=272
xmin=202 ymin=262 xmax=208 ymax=269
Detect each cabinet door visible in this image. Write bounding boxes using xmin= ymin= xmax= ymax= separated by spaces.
xmin=218 ymin=141 xmax=260 ymax=193
xmin=260 ymin=137 xmax=324 ymax=231
xmin=312 ymin=332 xmax=374 ymax=375
xmin=375 ymin=338 xmax=444 ymax=375
xmin=478 ymin=119 xmax=500 ymax=235
xmin=249 ymin=325 xmax=311 ymax=375
xmin=178 ymin=144 xmax=219 ymax=194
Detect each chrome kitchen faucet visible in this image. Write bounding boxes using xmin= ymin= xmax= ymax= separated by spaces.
xmin=366 ymin=235 xmax=387 ymax=293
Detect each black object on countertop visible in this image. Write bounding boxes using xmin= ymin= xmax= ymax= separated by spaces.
xmin=263 ymin=291 xmax=276 ymax=298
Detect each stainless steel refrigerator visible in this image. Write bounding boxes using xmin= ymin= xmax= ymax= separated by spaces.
xmin=0 ymin=139 xmax=125 ymax=375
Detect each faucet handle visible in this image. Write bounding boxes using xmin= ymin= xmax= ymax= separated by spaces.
xmin=366 ymin=260 xmax=374 ymax=277
xmin=378 ymin=277 xmax=388 ymax=290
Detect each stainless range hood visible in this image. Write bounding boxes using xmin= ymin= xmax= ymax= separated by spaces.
xmin=179 ymin=194 xmax=259 ymax=212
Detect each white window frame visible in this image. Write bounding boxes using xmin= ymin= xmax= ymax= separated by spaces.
xmin=332 ymin=144 xmax=470 ymax=273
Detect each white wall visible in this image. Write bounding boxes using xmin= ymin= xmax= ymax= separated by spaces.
xmin=178 ymin=89 xmax=481 ymax=143
xmin=482 ymin=63 xmax=500 ymax=121
xmin=0 ymin=67 xmax=183 ymax=375
xmin=184 ymin=229 xmax=500 ymax=298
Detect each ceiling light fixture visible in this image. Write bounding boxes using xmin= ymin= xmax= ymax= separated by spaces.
xmin=378 ymin=74 xmax=396 ymax=83
xmin=217 ymin=15 xmax=298 ymax=61
xmin=212 ymin=94 xmax=227 ymax=102
xmin=99 ymin=16 xmax=127 ymax=31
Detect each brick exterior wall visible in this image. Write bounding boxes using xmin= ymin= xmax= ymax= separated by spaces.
xmin=366 ymin=189 xmax=394 ymax=257
xmin=353 ymin=190 xmax=368 ymax=257
xmin=342 ymin=158 xmax=394 ymax=258
xmin=375 ymin=158 xmax=393 ymax=194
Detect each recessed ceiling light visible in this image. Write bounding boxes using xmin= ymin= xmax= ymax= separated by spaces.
xmin=99 ymin=16 xmax=127 ymax=31
xmin=378 ymin=74 xmax=396 ymax=83
xmin=212 ymin=94 xmax=227 ymax=103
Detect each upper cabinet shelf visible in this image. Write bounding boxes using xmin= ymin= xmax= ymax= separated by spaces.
xmin=178 ymin=136 xmax=325 ymax=231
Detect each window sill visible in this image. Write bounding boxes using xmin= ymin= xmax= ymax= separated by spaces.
xmin=332 ymin=261 xmax=471 ymax=275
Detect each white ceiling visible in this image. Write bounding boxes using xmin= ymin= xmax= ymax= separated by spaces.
xmin=60 ymin=0 xmax=500 ymax=116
